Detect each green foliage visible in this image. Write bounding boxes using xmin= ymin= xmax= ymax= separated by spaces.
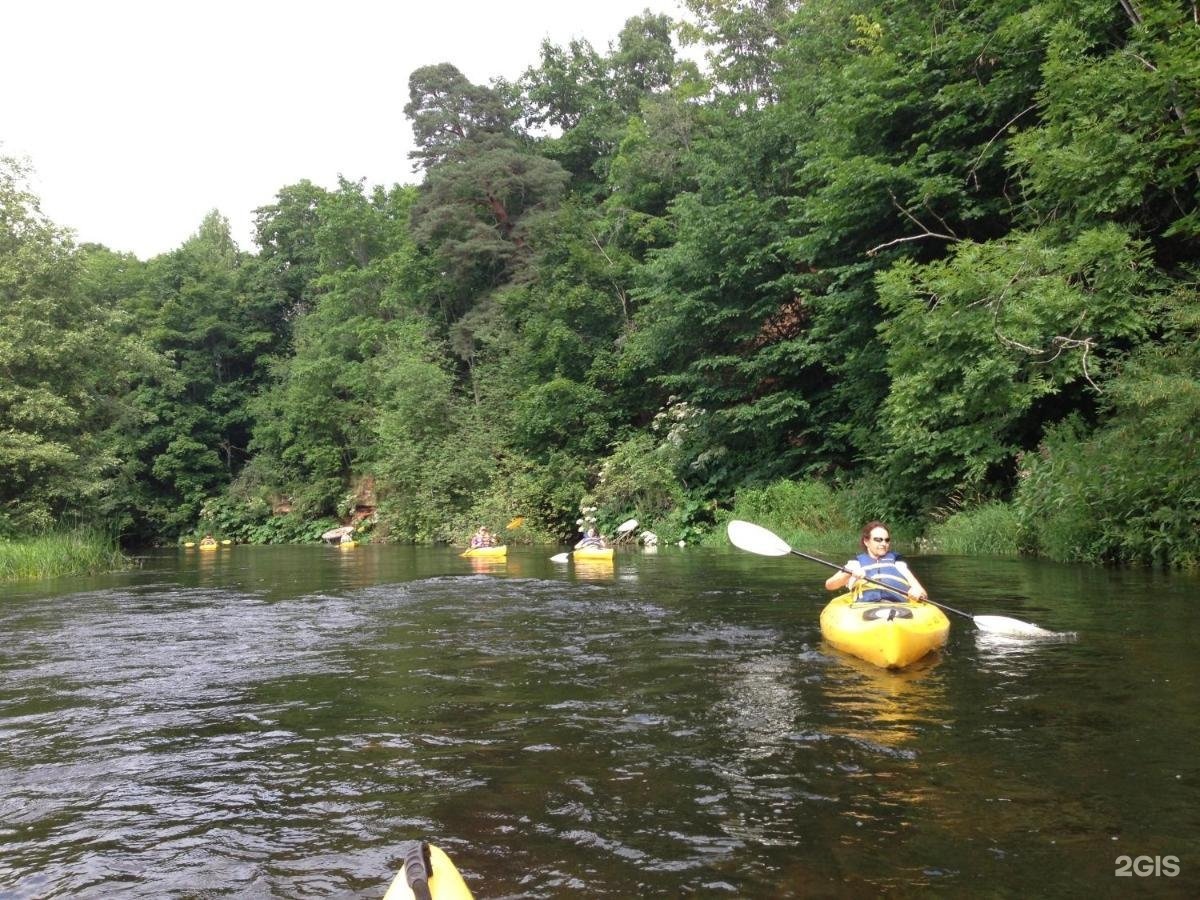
xmin=488 ymin=202 xmax=632 ymax=387
xmin=188 ymin=471 xmax=336 ymax=545
xmin=591 ymin=431 xmax=684 ymax=522
xmin=516 ymin=15 xmax=692 ymax=198
xmin=508 ymin=377 xmax=613 ymax=459
xmin=925 ymin=502 xmax=1022 ymax=556
xmin=774 ymin=0 xmax=1054 ymax=479
xmin=405 ymin=63 xmax=517 ymax=171
xmin=679 ymin=0 xmax=795 ymax=98
xmin=610 ymin=12 xmax=679 ymax=109
xmin=608 ymin=91 xmax=702 ymax=218
xmin=249 ymin=182 xmax=423 ymax=516
xmin=1015 ymin=296 xmax=1200 ymax=567
xmin=252 ymin=179 xmax=331 ymax=309
xmin=411 ymin=133 xmax=570 ymax=288
xmin=242 ymin=513 xmax=340 ymax=545
xmin=497 ymin=452 xmax=592 ymax=542
xmin=191 ymin=457 xmax=342 ymax=545
xmin=191 ymin=468 xmax=273 ymax=540
xmin=617 ymin=137 xmax=807 ymax=494
xmin=0 ymin=157 xmax=147 ymax=532
xmin=371 ymin=323 xmax=490 ymax=542
xmin=515 ymin=37 xmax=621 ymax=195
xmin=104 ymin=211 xmax=287 ymax=538
xmin=407 ymin=63 xmax=571 ymax=339
xmin=877 ymin=225 xmax=1160 ymax=504
xmin=1011 ymin=5 xmax=1200 ymax=241
xmin=649 ymin=492 xmax=717 ymax=546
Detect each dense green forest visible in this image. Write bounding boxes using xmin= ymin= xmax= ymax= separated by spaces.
xmin=3 ymin=0 xmax=1198 ymax=566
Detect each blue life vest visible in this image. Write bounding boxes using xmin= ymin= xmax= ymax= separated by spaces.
xmin=854 ymin=551 xmax=912 ymax=602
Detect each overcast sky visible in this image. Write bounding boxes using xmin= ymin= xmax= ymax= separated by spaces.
xmin=4 ymin=0 xmax=691 ymax=259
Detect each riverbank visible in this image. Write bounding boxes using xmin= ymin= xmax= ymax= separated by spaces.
xmin=0 ymin=530 xmax=130 ymax=583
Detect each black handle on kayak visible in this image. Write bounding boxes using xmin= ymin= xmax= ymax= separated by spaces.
xmin=400 ymin=841 xmax=434 ymax=900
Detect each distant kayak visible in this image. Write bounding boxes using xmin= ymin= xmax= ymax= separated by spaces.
xmin=572 ymin=546 xmax=613 ymax=561
xmin=383 ymin=842 xmax=473 ymax=900
xmin=460 ymin=545 xmax=506 ymax=558
xmin=820 ymin=592 xmax=949 ymax=669
xmin=198 ymin=540 xmax=218 ymax=551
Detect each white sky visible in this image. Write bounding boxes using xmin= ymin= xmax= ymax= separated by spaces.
xmin=4 ymin=0 xmax=691 ymax=259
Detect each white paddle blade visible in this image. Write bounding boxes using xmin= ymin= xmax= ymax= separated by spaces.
xmin=973 ymin=615 xmax=1059 ymax=638
xmin=726 ymin=520 xmax=792 ymax=557
xmin=616 ymin=518 xmax=638 ymax=534
xmin=550 ymin=553 xmax=570 ymax=563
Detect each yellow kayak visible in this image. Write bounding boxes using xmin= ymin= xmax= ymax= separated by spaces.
xmin=198 ymin=540 xmax=219 ymax=551
xmin=820 ymin=592 xmax=949 ymax=669
xmin=460 ymin=544 xmax=506 ymax=558
xmin=384 ymin=842 xmax=473 ymax=900
xmin=573 ymin=546 xmax=613 ymax=561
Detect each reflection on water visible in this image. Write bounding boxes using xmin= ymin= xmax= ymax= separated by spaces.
xmin=569 ymin=558 xmax=615 ymax=582
xmin=464 ymin=554 xmax=507 ymax=576
xmin=2 ymin=547 xmax=1199 ymax=897
xmin=821 ymin=652 xmax=949 ymax=749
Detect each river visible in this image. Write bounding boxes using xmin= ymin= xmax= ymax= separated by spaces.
xmin=2 ymin=544 xmax=1198 ymax=897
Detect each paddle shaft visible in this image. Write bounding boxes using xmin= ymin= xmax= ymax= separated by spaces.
xmin=788 ymin=547 xmax=975 ymax=621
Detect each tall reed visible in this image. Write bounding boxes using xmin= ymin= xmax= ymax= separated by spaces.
xmin=710 ymin=479 xmax=860 ymax=551
xmin=0 ymin=529 xmax=129 ymax=582
xmin=924 ymin=502 xmax=1022 ymax=556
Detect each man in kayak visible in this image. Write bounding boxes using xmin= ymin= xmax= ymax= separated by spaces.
xmin=824 ymin=521 xmax=929 ymax=603
xmin=575 ymin=526 xmax=607 ymax=549
xmin=470 ymin=526 xmax=497 ymax=548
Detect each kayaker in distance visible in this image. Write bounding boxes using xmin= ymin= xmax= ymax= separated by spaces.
xmin=470 ymin=526 xmax=498 ymax=548
xmin=824 ymin=521 xmax=929 ymax=602
xmin=575 ymin=526 xmax=607 ymax=549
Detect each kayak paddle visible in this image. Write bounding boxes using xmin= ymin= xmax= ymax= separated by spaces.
xmin=726 ymin=519 xmax=1056 ymax=637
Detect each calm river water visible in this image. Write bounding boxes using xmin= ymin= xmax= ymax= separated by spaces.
xmin=2 ymin=544 xmax=1198 ymax=898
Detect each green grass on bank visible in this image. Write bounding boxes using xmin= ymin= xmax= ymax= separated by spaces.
xmin=700 ymin=479 xmax=1025 ymax=560
xmin=0 ymin=529 xmax=130 ymax=583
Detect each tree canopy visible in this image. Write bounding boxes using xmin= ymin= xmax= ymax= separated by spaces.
xmin=3 ymin=1 xmax=1198 ymax=565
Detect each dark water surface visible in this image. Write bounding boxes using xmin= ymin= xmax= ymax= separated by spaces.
xmin=2 ymin=544 xmax=1198 ymax=897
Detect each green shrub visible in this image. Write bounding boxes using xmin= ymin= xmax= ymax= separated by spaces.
xmin=822 ymin=477 xmax=919 ymax=533
xmin=509 ymin=377 xmax=612 ymax=458
xmin=1015 ymin=335 xmax=1200 ymax=567
xmin=654 ymin=493 xmax=719 ymax=545
xmin=1016 ymin=419 xmax=1200 ymax=567
xmin=488 ymin=452 xmax=590 ymax=542
xmin=925 ymin=502 xmax=1022 ymax=556
xmin=591 ymin=432 xmax=684 ymax=524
